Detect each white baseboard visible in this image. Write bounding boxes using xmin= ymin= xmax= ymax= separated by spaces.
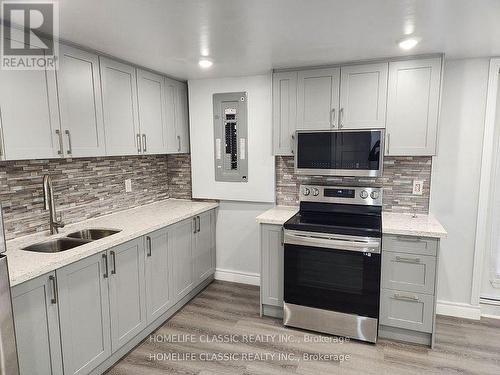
xmin=436 ymin=300 xmax=481 ymax=320
xmin=214 ymin=268 xmax=260 ymax=286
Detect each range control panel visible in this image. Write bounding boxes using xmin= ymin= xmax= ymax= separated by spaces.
xmin=299 ymin=185 xmax=383 ymax=206
xmin=213 ymin=92 xmax=248 ymax=182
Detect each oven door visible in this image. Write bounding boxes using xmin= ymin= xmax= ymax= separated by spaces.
xmin=284 ymin=230 xmax=381 ymax=319
xmin=294 ymin=129 xmax=384 ymax=177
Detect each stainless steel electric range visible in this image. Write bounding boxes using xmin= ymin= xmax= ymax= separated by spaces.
xmin=283 ymin=185 xmax=382 ymax=343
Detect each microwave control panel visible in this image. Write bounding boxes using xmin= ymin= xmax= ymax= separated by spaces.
xmin=213 ymin=92 xmax=248 ymax=182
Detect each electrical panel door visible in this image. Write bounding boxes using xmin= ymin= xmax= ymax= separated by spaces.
xmin=213 ymin=92 xmax=248 ymax=182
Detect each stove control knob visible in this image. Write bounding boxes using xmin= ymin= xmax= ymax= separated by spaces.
xmin=370 ymin=191 xmax=380 ymax=200
xmin=303 ymin=187 xmax=311 ymax=196
xmin=360 ymin=190 xmax=369 ymax=199
xmin=312 ymin=188 xmax=320 ymax=196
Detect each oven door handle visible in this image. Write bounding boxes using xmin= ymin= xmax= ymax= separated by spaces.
xmin=284 ymin=232 xmax=381 ymax=254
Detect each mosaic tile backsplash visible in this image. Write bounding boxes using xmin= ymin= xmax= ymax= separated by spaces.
xmin=0 ymin=154 xmax=192 ymax=240
xmin=276 ymin=156 xmax=432 ymax=213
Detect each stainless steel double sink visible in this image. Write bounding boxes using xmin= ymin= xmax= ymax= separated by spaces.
xmin=22 ymin=229 xmax=121 ymax=253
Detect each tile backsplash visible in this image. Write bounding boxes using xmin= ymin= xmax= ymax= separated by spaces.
xmin=0 ymin=154 xmax=192 ymax=240
xmin=276 ymin=156 xmax=432 ymax=213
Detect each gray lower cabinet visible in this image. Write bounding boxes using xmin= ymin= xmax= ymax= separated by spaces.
xmin=11 ymin=272 xmax=63 ymax=375
xmin=107 ymin=239 xmax=147 ymax=352
xmin=260 ymin=224 xmax=284 ymax=318
xmin=145 ymin=227 xmax=174 ymax=324
xmin=379 ymin=235 xmax=440 ymax=347
xmin=172 ymin=218 xmax=195 ymax=301
xmin=193 ymin=211 xmax=214 ymax=282
xmin=57 ymin=252 xmax=111 ymax=375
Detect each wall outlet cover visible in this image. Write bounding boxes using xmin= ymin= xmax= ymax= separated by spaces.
xmin=125 ymin=179 xmax=132 ymax=192
xmin=412 ymin=180 xmax=424 ymax=195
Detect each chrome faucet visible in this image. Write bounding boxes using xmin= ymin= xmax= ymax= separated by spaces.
xmin=43 ymin=175 xmax=65 ymax=234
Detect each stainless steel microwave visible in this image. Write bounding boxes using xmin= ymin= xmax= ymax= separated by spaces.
xmin=294 ymin=129 xmax=384 ymax=177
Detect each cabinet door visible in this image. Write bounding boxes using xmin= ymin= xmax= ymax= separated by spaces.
xmin=145 ymin=227 xmax=173 ymax=324
xmin=273 ymin=71 xmax=297 ymax=155
xmin=194 ymin=211 xmax=213 ymax=282
xmin=100 ymin=57 xmax=140 ymax=155
xmin=260 ymin=224 xmax=284 ymax=307
xmin=57 ymin=252 xmax=111 ymax=375
xmin=137 ymin=69 xmax=166 ymax=154
xmin=297 ymin=68 xmax=340 ymax=130
xmin=385 ymin=58 xmax=442 ymax=156
xmin=339 ymin=63 xmax=388 ymax=129
xmin=108 ymin=239 xmax=147 ymax=353
xmin=164 ymin=77 xmax=178 ymax=153
xmin=57 ymin=45 xmax=105 ymax=157
xmin=172 ymin=218 xmax=194 ymax=301
xmin=0 ymin=57 xmax=60 ymax=160
xmin=12 ymin=273 xmax=63 ymax=375
xmin=175 ymin=81 xmax=190 ymax=153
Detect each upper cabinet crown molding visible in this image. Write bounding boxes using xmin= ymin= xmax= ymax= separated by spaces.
xmin=57 ymin=45 xmax=106 ymax=157
xmin=339 ymin=63 xmax=388 ymax=129
xmin=385 ymin=58 xmax=442 ymax=156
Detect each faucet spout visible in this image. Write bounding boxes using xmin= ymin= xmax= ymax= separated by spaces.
xmin=43 ymin=175 xmax=64 ymax=234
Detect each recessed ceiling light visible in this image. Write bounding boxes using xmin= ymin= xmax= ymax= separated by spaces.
xmin=398 ymin=36 xmax=420 ymax=50
xmin=198 ymin=59 xmax=213 ymax=68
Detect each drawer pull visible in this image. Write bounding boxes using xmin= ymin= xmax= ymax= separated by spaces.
xmin=395 ymin=256 xmax=421 ymax=264
xmin=394 ymin=293 xmax=420 ymax=302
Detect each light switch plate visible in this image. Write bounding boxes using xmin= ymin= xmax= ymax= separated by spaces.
xmin=412 ymin=180 xmax=424 ymax=195
xmin=125 ymin=179 xmax=132 ymax=192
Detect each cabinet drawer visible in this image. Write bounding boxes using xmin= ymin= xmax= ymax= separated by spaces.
xmin=382 ymin=252 xmax=436 ymax=294
xmin=383 ymin=235 xmax=438 ymax=256
xmin=380 ymin=289 xmax=434 ymax=333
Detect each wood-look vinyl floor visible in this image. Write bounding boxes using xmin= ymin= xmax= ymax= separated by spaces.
xmin=107 ymin=281 xmax=500 ymax=375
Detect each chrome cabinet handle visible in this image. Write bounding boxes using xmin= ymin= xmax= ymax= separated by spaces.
xmin=49 ymin=275 xmax=58 ymax=304
xmin=137 ymin=134 xmax=141 ymax=153
xmin=291 ymin=134 xmax=295 ymax=155
xmin=177 ymin=135 xmax=181 ymax=152
xmin=0 ymin=107 xmax=4 ymax=157
xmin=281 ymin=227 xmax=284 ymax=246
xmin=330 ymin=108 xmax=336 ymax=128
xmin=55 ymin=129 xmax=63 ymax=155
xmin=395 ymin=256 xmax=421 ymax=264
xmin=339 ymin=108 xmax=344 ymax=128
xmin=110 ymin=250 xmax=116 ymax=275
xmin=196 ymin=216 xmax=201 ymax=233
xmin=102 ymin=253 xmax=109 ymax=278
xmin=65 ymin=130 xmax=72 ymax=155
xmin=386 ymin=133 xmax=391 ymax=155
xmin=394 ymin=293 xmax=420 ymax=302
xmin=193 ymin=217 xmax=197 ymax=233
xmin=142 ymin=134 xmax=147 ymax=153
xmin=146 ymin=236 xmax=152 ymax=257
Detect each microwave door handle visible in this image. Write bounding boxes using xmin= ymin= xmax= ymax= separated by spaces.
xmin=284 ymin=232 xmax=380 ymax=254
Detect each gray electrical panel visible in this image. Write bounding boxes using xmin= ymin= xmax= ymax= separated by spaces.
xmin=213 ymin=92 xmax=248 ymax=182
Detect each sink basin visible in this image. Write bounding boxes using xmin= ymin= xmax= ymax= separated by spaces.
xmin=66 ymin=228 xmax=121 ymax=241
xmin=22 ymin=238 xmax=91 ymax=253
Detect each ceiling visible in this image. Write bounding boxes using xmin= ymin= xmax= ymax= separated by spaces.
xmin=53 ymin=0 xmax=500 ymax=80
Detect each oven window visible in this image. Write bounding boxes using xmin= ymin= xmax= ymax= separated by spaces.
xmin=296 ymin=131 xmax=381 ymax=171
xmin=284 ymin=244 xmax=381 ymax=318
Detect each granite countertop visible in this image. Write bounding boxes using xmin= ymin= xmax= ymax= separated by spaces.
xmin=256 ymin=206 xmax=447 ymax=239
xmin=5 ymin=199 xmax=218 ymax=287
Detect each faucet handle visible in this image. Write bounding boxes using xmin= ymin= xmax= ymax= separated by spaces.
xmin=56 ymin=214 xmax=65 ymax=227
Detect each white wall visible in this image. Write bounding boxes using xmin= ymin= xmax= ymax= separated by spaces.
xmin=188 ymin=74 xmax=275 ymax=203
xmin=431 ymin=58 xmax=490 ymax=316
xmin=214 ymin=201 xmax=274 ymax=285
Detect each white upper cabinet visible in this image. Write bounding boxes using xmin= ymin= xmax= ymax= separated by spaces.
xmin=0 ymin=52 xmax=61 ymax=160
xmin=57 ymin=45 xmax=105 ymax=157
xmin=339 ymin=63 xmax=388 ymax=129
xmin=385 ymin=58 xmax=442 ymax=156
xmin=273 ymin=71 xmax=298 ymax=155
xmin=136 ymin=69 xmax=167 ymax=154
xmin=100 ymin=57 xmax=140 ymax=156
xmin=164 ymin=78 xmax=190 ymax=154
xmin=297 ymin=68 xmax=340 ymax=130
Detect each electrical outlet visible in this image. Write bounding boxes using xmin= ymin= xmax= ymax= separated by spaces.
xmin=125 ymin=179 xmax=132 ymax=193
xmin=412 ymin=180 xmax=424 ymax=195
